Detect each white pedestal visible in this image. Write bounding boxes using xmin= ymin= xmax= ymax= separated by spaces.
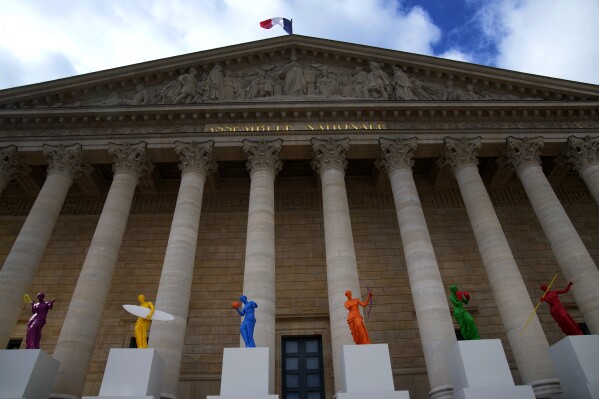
xmin=82 ymin=348 xmax=164 ymax=399
xmin=207 ymin=347 xmax=278 ymax=399
xmin=335 ymin=344 xmax=409 ymax=399
xmin=0 ymin=349 xmax=59 ymax=399
xmin=447 ymin=340 xmax=535 ymax=399
xmin=549 ymin=335 xmax=599 ymax=399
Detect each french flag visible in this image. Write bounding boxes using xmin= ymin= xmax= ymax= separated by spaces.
xmin=260 ymin=17 xmax=292 ymax=35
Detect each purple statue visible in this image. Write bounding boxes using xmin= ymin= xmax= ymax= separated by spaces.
xmin=26 ymin=292 xmax=55 ymax=349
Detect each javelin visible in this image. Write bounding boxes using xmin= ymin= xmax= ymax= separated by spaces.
xmin=519 ymin=273 xmax=557 ymax=335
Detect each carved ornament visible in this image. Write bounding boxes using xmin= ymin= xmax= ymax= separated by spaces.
xmin=440 ymin=137 xmax=481 ymax=174
xmin=107 ymin=142 xmax=153 ymax=178
xmin=43 ymin=143 xmax=88 ymax=180
xmin=0 ymin=145 xmax=29 ymax=183
xmin=175 ymin=141 xmax=218 ymax=176
xmin=311 ymin=137 xmax=350 ymax=173
xmin=242 ymin=139 xmax=283 ymax=176
xmin=504 ymin=137 xmax=544 ymax=171
xmin=377 ymin=137 xmax=417 ymax=172
xmin=565 ymin=135 xmax=599 ymax=172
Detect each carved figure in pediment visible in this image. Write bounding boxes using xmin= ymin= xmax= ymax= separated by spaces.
xmin=279 ymin=50 xmax=307 ymax=96
xmin=131 ymin=84 xmax=150 ymax=105
xmin=443 ymin=80 xmax=467 ymax=101
xmin=92 ymin=84 xmax=149 ymax=106
xmin=462 ymin=84 xmax=491 ymax=100
xmin=342 ymin=66 xmax=368 ymax=98
xmin=392 ymin=66 xmax=418 ymax=100
xmin=365 ymin=61 xmax=392 ymax=99
xmin=246 ymin=68 xmax=274 ymax=99
xmin=157 ymin=68 xmax=204 ymax=104
xmin=223 ymin=70 xmax=237 ymax=100
xmin=409 ymin=77 xmax=438 ymax=100
xmin=313 ymin=65 xmax=340 ymax=97
xmin=203 ymin=64 xmax=225 ymax=101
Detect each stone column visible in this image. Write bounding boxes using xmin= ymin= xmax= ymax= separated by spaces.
xmin=0 ymin=144 xmax=85 ymax=348
xmin=565 ymin=135 xmax=599 ymax=206
xmin=0 ymin=145 xmax=28 ymax=196
xmin=52 ymin=142 xmax=152 ymax=398
xmin=311 ymin=137 xmax=361 ymax=393
xmin=241 ymin=139 xmax=282 ymax=393
xmin=440 ymin=137 xmax=560 ymax=397
xmin=378 ymin=138 xmax=455 ymax=399
xmin=148 ymin=141 xmax=216 ymax=399
xmin=505 ymin=137 xmax=599 ymax=334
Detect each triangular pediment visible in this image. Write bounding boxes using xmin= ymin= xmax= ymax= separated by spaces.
xmin=1 ymin=35 xmax=598 ymax=109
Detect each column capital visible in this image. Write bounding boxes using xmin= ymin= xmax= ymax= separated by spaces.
xmin=108 ymin=142 xmax=153 ymax=178
xmin=175 ymin=140 xmax=218 ymax=177
xmin=565 ymin=135 xmax=599 ymax=173
xmin=0 ymin=145 xmax=29 ymax=183
xmin=504 ymin=136 xmax=544 ymax=171
xmin=43 ymin=143 xmax=87 ymax=179
xmin=310 ymin=137 xmax=350 ymax=174
xmin=377 ymin=137 xmax=417 ymax=172
xmin=242 ymin=139 xmax=283 ymax=176
xmin=440 ymin=136 xmax=481 ymax=174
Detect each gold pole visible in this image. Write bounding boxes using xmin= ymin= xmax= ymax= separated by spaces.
xmin=519 ymin=273 xmax=558 ymax=335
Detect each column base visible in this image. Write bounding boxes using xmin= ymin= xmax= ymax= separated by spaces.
xmin=428 ymin=384 xmax=454 ymax=399
xmin=0 ymin=349 xmax=59 ymax=399
xmin=530 ymin=378 xmax=562 ymax=398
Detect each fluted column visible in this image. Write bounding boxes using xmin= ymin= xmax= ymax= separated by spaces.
xmin=52 ymin=142 xmax=152 ymax=398
xmin=565 ymin=135 xmax=599 ymax=205
xmin=441 ymin=137 xmax=560 ymax=397
xmin=0 ymin=144 xmax=85 ymax=347
xmin=505 ymin=137 xmax=599 ymax=333
xmin=378 ymin=138 xmax=455 ymax=399
xmin=148 ymin=141 xmax=216 ymax=398
xmin=0 ymin=145 xmax=28 ymax=195
xmin=241 ymin=139 xmax=282 ymax=393
xmin=311 ymin=137 xmax=361 ymax=393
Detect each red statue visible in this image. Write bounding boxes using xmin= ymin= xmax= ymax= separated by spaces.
xmin=344 ymin=290 xmax=373 ymax=345
xmin=540 ymin=281 xmax=583 ymax=336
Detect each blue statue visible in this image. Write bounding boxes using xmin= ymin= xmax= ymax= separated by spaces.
xmin=232 ymin=295 xmax=258 ymax=347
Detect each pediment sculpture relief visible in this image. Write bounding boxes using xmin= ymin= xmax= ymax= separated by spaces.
xmin=87 ymin=52 xmax=539 ymax=106
xmin=5 ymin=50 xmax=547 ymax=109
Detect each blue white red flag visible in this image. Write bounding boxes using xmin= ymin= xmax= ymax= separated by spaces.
xmin=260 ymin=17 xmax=292 ymax=35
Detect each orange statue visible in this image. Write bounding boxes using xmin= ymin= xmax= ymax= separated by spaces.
xmin=134 ymin=294 xmax=155 ymax=348
xmin=344 ymin=290 xmax=373 ymax=345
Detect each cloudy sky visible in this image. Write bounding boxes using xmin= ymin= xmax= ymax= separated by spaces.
xmin=1 ymin=0 xmax=598 ymax=90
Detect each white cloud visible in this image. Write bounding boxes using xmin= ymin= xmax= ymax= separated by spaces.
xmin=474 ymin=0 xmax=599 ymax=84
xmin=438 ymin=49 xmax=475 ymax=63
xmin=0 ymin=0 xmax=442 ymax=89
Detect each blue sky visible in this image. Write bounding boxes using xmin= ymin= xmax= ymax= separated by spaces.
xmin=1 ymin=0 xmax=598 ymax=90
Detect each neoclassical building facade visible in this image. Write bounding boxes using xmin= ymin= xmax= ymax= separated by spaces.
xmin=0 ymin=35 xmax=598 ymax=399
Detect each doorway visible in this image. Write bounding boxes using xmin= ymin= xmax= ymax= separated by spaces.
xmin=282 ymin=336 xmax=326 ymax=399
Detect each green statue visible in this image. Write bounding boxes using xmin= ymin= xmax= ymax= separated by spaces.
xmin=449 ymin=285 xmax=480 ymax=340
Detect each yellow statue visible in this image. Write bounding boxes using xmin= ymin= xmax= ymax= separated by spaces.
xmin=134 ymin=294 xmax=155 ymax=348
